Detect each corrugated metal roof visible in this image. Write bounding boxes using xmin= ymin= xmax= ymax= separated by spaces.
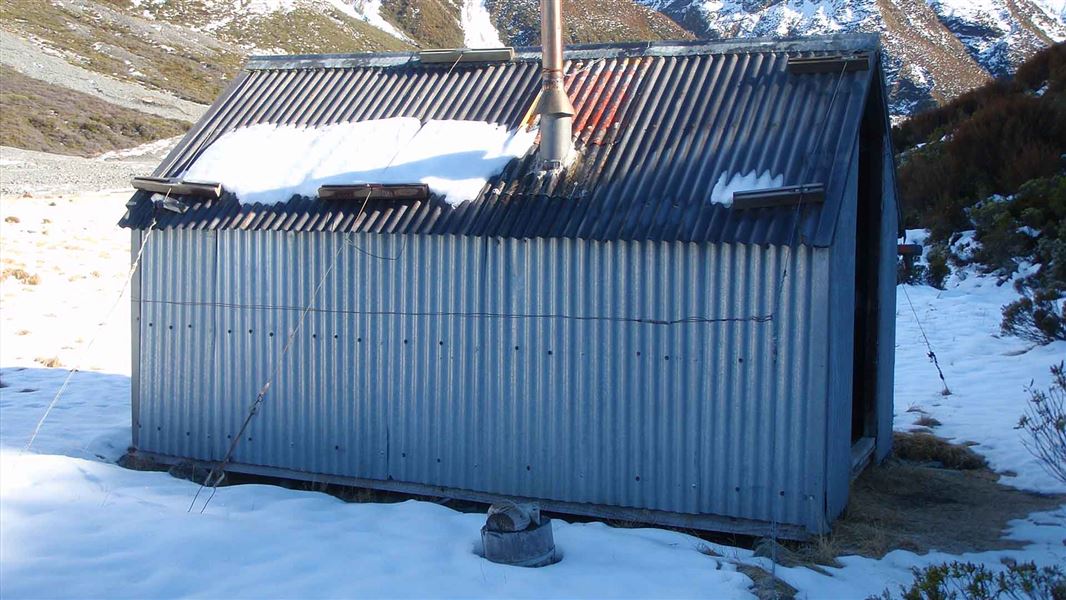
xmin=120 ymin=35 xmax=883 ymax=246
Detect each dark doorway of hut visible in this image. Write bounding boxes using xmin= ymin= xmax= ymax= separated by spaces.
xmin=850 ymin=83 xmax=886 ymax=464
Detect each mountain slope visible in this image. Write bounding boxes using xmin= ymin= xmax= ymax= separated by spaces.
xmin=487 ymin=0 xmax=690 ymax=45
xmin=0 ymin=0 xmax=244 ymax=105
xmin=928 ymin=0 xmax=1066 ymax=77
xmin=1 ymin=0 xmax=1064 ymax=162
xmin=637 ymin=0 xmax=1064 ymax=114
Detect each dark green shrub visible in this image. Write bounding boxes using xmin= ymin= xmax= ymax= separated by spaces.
xmin=969 ymin=200 xmax=1031 ymax=277
xmin=925 ymin=245 xmax=951 ymax=289
xmin=871 ymin=560 xmax=1066 ymax=600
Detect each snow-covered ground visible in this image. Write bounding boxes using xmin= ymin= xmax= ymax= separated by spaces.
xmin=1 ymin=191 xmax=1064 ymax=599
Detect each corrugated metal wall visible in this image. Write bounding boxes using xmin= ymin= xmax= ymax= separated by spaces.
xmin=134 ymin=231 xmax=832 ymax=532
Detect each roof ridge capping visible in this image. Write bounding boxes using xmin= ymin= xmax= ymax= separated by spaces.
xmin=244 ymin=33 xmax=882 ymax=71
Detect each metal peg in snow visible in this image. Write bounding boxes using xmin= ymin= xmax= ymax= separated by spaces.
xmin=481 ymin=501 xmax=556 ymax=567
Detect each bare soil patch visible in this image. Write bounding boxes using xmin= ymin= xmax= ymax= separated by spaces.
xmin=810 ymin=433 xmax=1065 ymax=562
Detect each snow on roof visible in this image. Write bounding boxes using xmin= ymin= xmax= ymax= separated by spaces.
xmin=709 ymin=171 xmax=784 ymax=206
xmin=181 ymin=118 xmax=535 ymax=206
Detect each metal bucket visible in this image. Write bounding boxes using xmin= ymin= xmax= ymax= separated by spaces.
xmin=481 ymin=518 xmax=556 ymax=567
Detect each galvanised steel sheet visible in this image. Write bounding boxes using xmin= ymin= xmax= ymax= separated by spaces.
xmin=120 ymin=35 xmax=878 ymax=247
xmin=134 ymin=230 xmax=832 ymax=532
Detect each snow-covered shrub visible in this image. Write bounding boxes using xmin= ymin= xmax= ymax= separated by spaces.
xmin=873 ymin=561 xmax=1066 ymax=600
xmin=960 ymin=176 xmax=1066 ymax=343
xmin=1016 ymin=362 xmax=1066 ymax=486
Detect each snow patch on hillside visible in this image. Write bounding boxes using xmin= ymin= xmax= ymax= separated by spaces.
xmin=927 ymin=0 xmax=1066 ymax=77
xmin=696 ymin=0 xmax=875 ymax=39
xmin=188 ymin=0 xmax=412 ymax=41
xmin=1033 ymin=0 xmax=1066 ymax=20
xmin=328 ymin=0 xmax=412 ymax=41
xmin=461 ymin=0 xmax=503 ymax=47
xmin=182 ymin=118 xmax=535 ymax=205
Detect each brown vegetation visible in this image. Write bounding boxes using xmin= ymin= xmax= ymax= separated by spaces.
xmin=891 ymin=431 xmax=987 ymax=469
xmin=817 ymin=433 xmax=1063 ymax=561
xmin=0 ymin=0 xmax=242 ymax=105
xmin=894 ymin=43 xmax=1065 ymax=236
xmin=34 ymin=356 xmax=63 ymax=368
xmin=0 ymin=67 xmax=187 ymax=156
xmin=487 ymin=0 xmax=691 ymax=46
xmin=1 ymin=267 xmax=40 ymax=285
xmin=217 ymin=7 xmax=411 ymax=55
xmin=382 ymin=0 xmax=465 ymax=49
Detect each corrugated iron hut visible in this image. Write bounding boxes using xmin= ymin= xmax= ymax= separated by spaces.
xmin=121 ymin=33 xmax=899 ymax=538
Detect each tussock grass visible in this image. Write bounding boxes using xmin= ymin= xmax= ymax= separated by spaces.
xmin=2 ymin=268 xmax=40 ymax=285
xmin=893 ymin=431 xmax=986 ymax=469
xmin=914 ymin=414 xmax=943 ymax=427
xmin=1 ymin=67 xmax=187 ymax=156
xmin=221 ymin=7 xmax=411 ymax=54
xmin=34 ymin=356 xmax=63 ymax=368
xmin=487 ymin=0 xmax=691 ymax=46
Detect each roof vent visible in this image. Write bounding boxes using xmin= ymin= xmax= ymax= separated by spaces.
xmin=318 ymin=183 xmax=429 ymax=201
xmin=731 ymin=184 xmax=825 ymax=210
xmin=132 ymin=176 xmax=222 ymax=199
xmin=418 ymin=48 xmax=514 ymax=64
xmin=787 ymin=54 xmax=870 ymax=75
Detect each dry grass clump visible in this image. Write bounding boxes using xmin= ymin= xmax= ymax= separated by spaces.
xmin=1 ymin=268 xmax=40 ymax=285
xmin=913 ymin=414 xmax=943 ymax=427
xmin=892 ymin=431 xmax=986 ymax=469
xmin=34 ymin=356 xmax=63 ymax=368
xmin=4 ymin=215 xmax=19 ymax=223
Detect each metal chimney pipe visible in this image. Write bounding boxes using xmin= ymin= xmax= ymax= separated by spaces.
xmin=539 ymin=0 xmax=574 ymax=168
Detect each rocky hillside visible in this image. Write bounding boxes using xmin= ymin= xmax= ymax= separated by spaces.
xmin=1 ymin=0 xmax=1064 ymax=157
xmin=637 ymin=0 xmax=1065 ymax=113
